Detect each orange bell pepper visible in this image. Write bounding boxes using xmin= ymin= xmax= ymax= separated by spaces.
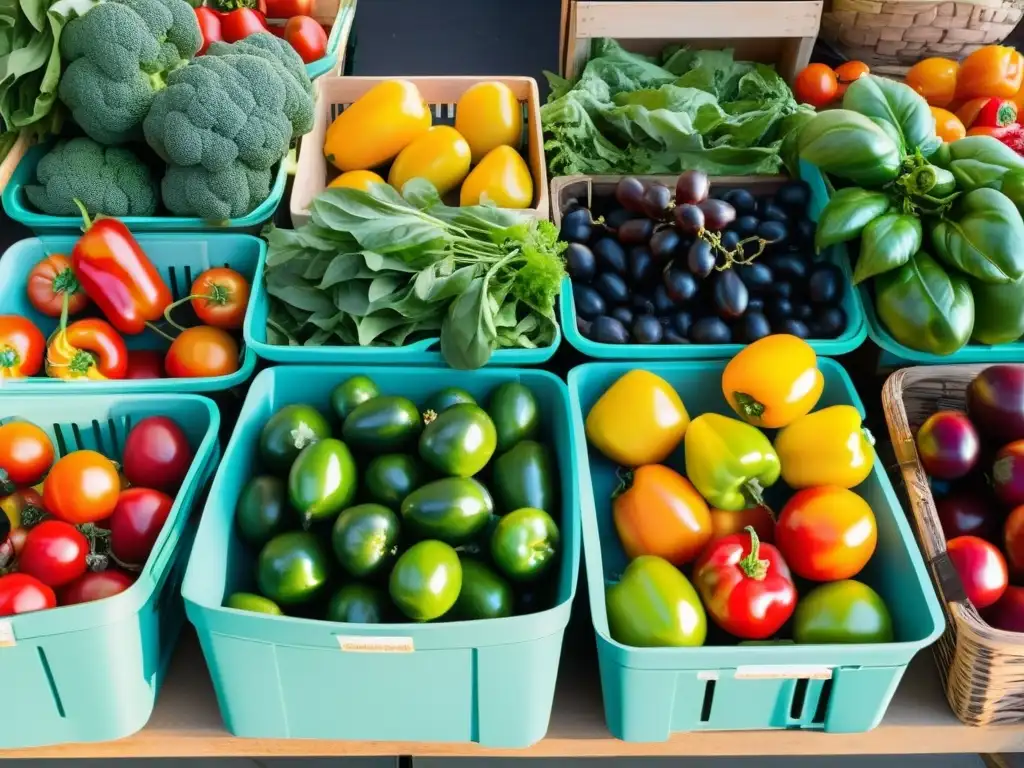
xmin=956 ymin=45 xmax=1024 ymax=101
xmin=931 ymin=106 xmax=966 ymax=142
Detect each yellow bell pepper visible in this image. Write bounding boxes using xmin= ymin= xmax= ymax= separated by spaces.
xmin=329 ymin=170 xmax=386 ymax=191
xmin=388 ymin=126 xmax=472 ymax=197
xmin=684 ymin=414 xmax=780 ymax=511
xmin=323 ymin=80 xmax=431 ymax=172
xmin=721 ymin=334 xmax=823 ymax=429
xmin=586 ymin=370 xmax=689 ymax=466
xmin=460 ymin=145 xmax=533 ymax=209
xmin=774 ymin=405 xmax=876 ymax=489
xmin=455 ymin=81 xmax=523 ymax=163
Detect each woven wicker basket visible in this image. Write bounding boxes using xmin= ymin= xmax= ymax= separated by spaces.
xmin=882 ymin=364 xmax=1024 ymax=726
xmin=821 ymin=0 xmax=1024 ymax=69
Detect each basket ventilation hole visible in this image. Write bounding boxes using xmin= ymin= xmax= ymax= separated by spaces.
xmin=812 ymin=678 xmax=833 ymax=724
xmin=51 ymin=425 xmax=70 ymax=457
xmin=69 ymin=423 xmax=85 ymax=452
xmin=37 ymin=647 xmax=66 ymax=718
xmin=790 ymin=678 xmax=809 ymax=720
xmin=699 ymin=679 xmax=715 ymax=722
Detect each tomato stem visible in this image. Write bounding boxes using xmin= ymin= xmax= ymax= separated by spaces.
xmin=145 ymin=321 xmax=179 ymax=342
xmin=422 ymin=409 xmax=438 ymax=426
xmin=612 ymin=467 xmax=635 ymax=500
xmin=0 ymin=345 xmax=20 ymax=371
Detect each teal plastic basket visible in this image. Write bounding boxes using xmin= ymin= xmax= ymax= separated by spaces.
xmin=559 ymin=165 xmax=868 ymax=360
xmin=2 ymin=144 xmax=288 ymax=234
xmin=0 ymin=393 xmax=220 ymax=749
xmin=244 ymin=269 xmax=562 ymax=368
xmin=182 ymin=365 xmax=581 ymax=747
xmin=568 ymin=359 xmax=944 ymax=741
xmin=0 ymin=234 xmax=261 ymax=393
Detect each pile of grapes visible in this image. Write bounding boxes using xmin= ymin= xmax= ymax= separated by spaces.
xmin=560 ymin=171 xmax=850 ymax=345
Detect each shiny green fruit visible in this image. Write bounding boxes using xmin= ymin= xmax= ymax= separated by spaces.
xmin=400 ymin=476 xmax=493 ymax=544
xmin=419 ymin=403 xmax=496 ymax=478
xmin=364 ymin=454 xmax=424 ymax=510
xmin=330 ymin=375 xmax=380 ymax=421
xmin=607 ymin=556 xmax=706 ymax=647
xmin=257 ymin=531 xmax=332 ymax=606
xmin=342 ymin=396 xmax=423 ymax=453
xmin=490 ymin=507 xmax=559 ymax=582
xmin=288 ymin=438 xmax=358 ymax=527
xmin=423 ymin=387 xmax=476 ymax=414
xmin=487 ymin=382 xmax=539 ymax=452
xmin=259 ymin=404 xmax=331 ymax=475
xmin=225 ymin=592 xmax=283 ymax=615
xmin=794 ymin=580 xmax=894 ymax=644
xmin=325 ymin=584 xmax=389 ymax=623
xmin=389 ymin=540 xmax=462 ymax=621
xmin=492 ymin=440 xmax=556 ymax=515
xmin=452 ymin=558 xmax=513 ymax=620
xmin=235 ymin=475 xmax=289 ymax=548
xmin=331 ymin=503 xmax=400 ymax=578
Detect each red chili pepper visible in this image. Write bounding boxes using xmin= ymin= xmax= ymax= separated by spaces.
xmin=977 ymin=98 xmax=1018 ymax=128
xmin=692 ymin=526 xmax=797 ymax=640
xmin=70 ymin=201 xmax=172 ymax=336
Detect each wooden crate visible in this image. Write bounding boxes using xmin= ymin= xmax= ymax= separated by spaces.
xmin=559 ymin=0 xmax=824 ymax=82
xmin=291 ymin=76 xmax=549 ymax=227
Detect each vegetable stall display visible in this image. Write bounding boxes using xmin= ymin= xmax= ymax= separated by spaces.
xmin=0 ymin=216 xmax=249 ymax=382
xmin=261 ymin=179 xmax=565 ymax=369
xmin=798 ymin=73 xmax=1024 ymax=356
xmin=225 ymin=374 xmax=562 ymax=621
xmin=560 ymin=169 xmax=850 ymax=345
xmin=586 ymin=335 xmax=892 ymax=647
xmin=193 ymin=0 xmax=329 ymax=64
xmin=0 ymin=416 xmax=195 ymax=614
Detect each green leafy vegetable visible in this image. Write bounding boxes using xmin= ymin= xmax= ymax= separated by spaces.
xmin=854 ymin=213 xmax=921 ymax=284
xmin=541 ymin=39 xmax=811 ymax=177
xmin=264 ymin=179 xmax=566 ymax=370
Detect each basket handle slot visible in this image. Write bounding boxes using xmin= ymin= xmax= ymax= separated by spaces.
xmin=790 ymin=677 xmax=809 ymax=720
xmin=699 ymin=678 xmax=715 ymax=722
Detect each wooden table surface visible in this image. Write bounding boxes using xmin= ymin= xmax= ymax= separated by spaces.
xmin=4 ymin=630 xmax=1024 ymax=760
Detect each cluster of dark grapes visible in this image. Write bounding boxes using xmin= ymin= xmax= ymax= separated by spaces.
xmin=560 ymin=171 xmax=849 ymax=345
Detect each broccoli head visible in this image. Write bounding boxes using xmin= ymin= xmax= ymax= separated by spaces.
xmin=143 ymin=53 xmax=292 ymax=173
xmin=206 ymin=33 xmax=314 ymax=139
xmin=58 ymin=0 xmax=202 ymax=145
xmin=161 ymin=159 xmax=273 ymax=220
xmin=24 ymin=138 xmax=158 ymax=217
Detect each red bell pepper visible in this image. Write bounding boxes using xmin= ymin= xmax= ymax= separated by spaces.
xmin=958 ymin=97 xmax=1018 ymax=129
xmin=693 ymin=525 xmax=797 ymax=640
xmin=70 ymin=201 xmax=172 ymax=336
xmin=194 ymin=6 xmax=223 ymax=54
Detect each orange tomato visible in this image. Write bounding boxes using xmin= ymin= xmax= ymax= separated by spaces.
xmin=905 ymin=57 xmax=960 ymax=108
xmin=834 ymin=60 xmax=869 ymax=98
xmin=0 ymin=422 xmax=55 ymax=493
xmin=707 ymin=506 xmax=774 ymax=545
xmin=0 ymin=315 xmax=45 ymax=379
xmin=165 ymin=326 xmax=240 ymax=379
xmin=612 ymin=464 xmax=712 ymax=566
xmin=931 ymin=106 xmax=966 ymax=143
xmin=794 ymin=64 xmax=839 ymax=108
xmin=43 ymin=450 xmax=121 ymax=524
xmin=957 ymin=45 xmax=1024 ymax=100
xmin=775 ymin=486 xmax=877 ymax=581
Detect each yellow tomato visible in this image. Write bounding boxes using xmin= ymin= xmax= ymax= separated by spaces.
xmin=388 ymin=126 xmax=472 ymax=197
xmin=323 ymin=80 xmax=431 ymax=172
xmin=459 ymin=146 xmax=533 ymax=209
xmin=905 ymin=57 xmax=959 ymax=108
xmin=455 ymin=81 xmax=523 ymax=163
xmin=930 ymin=106 xmax=966 ymax=143
xmin=328 ymin=170 xmax=386 ymax=191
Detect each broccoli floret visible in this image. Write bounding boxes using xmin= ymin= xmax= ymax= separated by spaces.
xmin=206 ymin=33 xmax=314 ymax=139
xmin=58 ymin=0 xmax=201 ymax=145
xmin=143 ymin=53 xmax=291 ymax=173
xmin=24 ymin=138 xmax=158 ymax=217
xmin=161 ymin=160 xmax=273 ymax=219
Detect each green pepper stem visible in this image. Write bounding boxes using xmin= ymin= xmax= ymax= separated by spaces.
xmin=744 ymin=479 xmax=776 ymax=522
xmin=733 ymin=392 xmax=765 ymax=420
xmin=862 ymin=426 xmax=876 ymax=447
xmin=73 ymin=198 xmax=93 ymax=233
xmin=611 ymin=468 xmax=635 ymax=500
xmin=738 ymin=525 xmax=769 ymax=581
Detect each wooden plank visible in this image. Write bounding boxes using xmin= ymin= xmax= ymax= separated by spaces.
xmin=572 ymin=0 xmax=824 ymax=40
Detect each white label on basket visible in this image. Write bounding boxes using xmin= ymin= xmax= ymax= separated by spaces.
xmin=335 ymin=635 xmax=414 ymax=653
xmin=0 ymin=621 xmax=15 ymax=648
xmin=734 ymin=665 xmax=833 ymax=680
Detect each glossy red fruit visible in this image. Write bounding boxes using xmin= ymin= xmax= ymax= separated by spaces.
xmin=17 ymin=520 xmax=89 ymax=588
xmin=675 ymin=170 xmax=710 ymax=206
xmin=915 ymin=411 xmax=980 ymax=480
xmin=125 ymin=350 xmax=165 ymax=379
xmin=967 ymin=365 xmax=1024 ymax=445
xmin=60 ymin=570 xmax=135 ymax=606
xmin=697 ymin=199 xmax=737 ymax=232
xmin=1004 ymin=504 xmax=1024 ymax=580
xmin=122 ymin=417 xmax=192 ymax=494
xmin=109 ymin=488 xmax=174 ymax=566
xmin=985 ymin=585 xmax=1024 ymax=632
xmin=994 ymin=441 xmax=1024 ymax=506
xmin=936 ymin=489 xmax=999 ymax=541
xmin=0 ymin=573 xmax=56 ymax=616
xmin=947 ymin=535 xmax=1008 ymax=609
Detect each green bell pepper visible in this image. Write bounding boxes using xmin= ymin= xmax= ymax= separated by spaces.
xmin=606 ymin=555 xmax=707 ymax=648
xmin=684 ymin=413 xmax=780 ymax=512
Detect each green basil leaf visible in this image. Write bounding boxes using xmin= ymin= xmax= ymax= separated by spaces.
xmin=312 ymin=186 xmax=449 ymax=256
xmin=875 ymin=250 xmax=974 ymax=356
xmin=842 ymin=76 xmax=937 ymax=156
xmin=998 ymin=169 xmax=1024 ymax=216
xmin=815 ymin=187 xmax=890 ymax=251
xmin=798 ymin=109 xmax=902 ymax=187
xmin=942 ymin=135 xmax=1024 ymax=191
xmin=854 ymin=212 xmax=922 ymax=284
xmin=932 ymin=188 xmax=1024 ymax=284
xmin=970 ymin=273 xmax=1024 ymax=345
xmin=319 ymin=253 xmax=365 ymax=289
xmin=440 ymin=277 xmax=496 ymax=370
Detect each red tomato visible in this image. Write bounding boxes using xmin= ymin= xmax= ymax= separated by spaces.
xmin=194 ymin=6 xmax=223 ymax=54
xmin=122 ymin=417 xmax=193 ymax=494
xmin=284 ymin=15 xmax=327 ymax=63
xmin=43 ymin=450 xmax=121 ymax=524
xmin=994 ymin=440 xmax=1024 ymax=506
xmin=109 ymin=488 xmax=174 ymax=566
xmin=775 ymin=486 xmax=878 ymax=581
xmin=834 ymin=60 xmax=870 ymax=99
xmin=60 ymin=569 xmax=135 ymax=606
xmin=947 ymin=535 xmax=1008 ymax=609
xmin=18 ymin=520 xmax=89 ymax=588
xmin=916 ymin=411 xmax=980 ymax=480
xmin=794 ymin=64 xmax=839 ymax=108
xmin=0 ymin=573 xmax=56 ymax=616
xmin=0 ymin=315 xmax=45 ymax=379
xmin=165 ymin=326 xmax=240 ymax=379
xmin=266 ymin=0 xmax=312 ymax=17
xmin=220 ymin=8 xmax=268 ymax=42
xmin=190 ymin=268 xmax=250 ymax=330
xmin=0 ymin=421 xmax=55 ymax=493
xmin=27 ymin=254 xmax=89 ymax=318
xmin=125 ymin=349 xmax=166 ymax=379
xmin=693 ymin=527 xmax=797 ymax=640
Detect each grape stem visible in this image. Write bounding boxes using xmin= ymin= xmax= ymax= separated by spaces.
xmin=697 ymin=227 xmax=770 ymax=271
